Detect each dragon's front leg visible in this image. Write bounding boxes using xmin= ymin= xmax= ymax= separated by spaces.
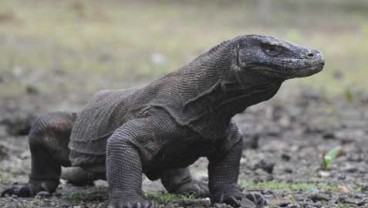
xmin=208 ymin=127 xmax=266 ymax=208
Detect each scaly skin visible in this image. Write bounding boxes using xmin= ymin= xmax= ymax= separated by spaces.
xmin=1 ymin=35 xmax=324 ymax=208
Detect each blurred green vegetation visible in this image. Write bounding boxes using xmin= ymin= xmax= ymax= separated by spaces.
xmin=0 ymin=0 xmax=367 ymax=101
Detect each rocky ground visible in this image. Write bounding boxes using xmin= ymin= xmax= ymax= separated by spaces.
xmin=0 ymin=86 xmax=367 ymax=208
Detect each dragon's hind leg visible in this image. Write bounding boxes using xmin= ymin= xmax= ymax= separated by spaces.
xmin=1 ymin=111 xmax=76 ymax=197
xmin=161 ymin=168 xmax=209 ymax=197
xmin=61 ymin=166 xmax=106 ymax=186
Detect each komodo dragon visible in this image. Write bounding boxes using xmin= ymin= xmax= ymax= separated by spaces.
xmin=1 ymin=35 xmax=324 ymax=208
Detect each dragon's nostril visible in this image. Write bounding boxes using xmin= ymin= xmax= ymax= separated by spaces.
xmin=306 ymin=52 xmax=314 ymax=59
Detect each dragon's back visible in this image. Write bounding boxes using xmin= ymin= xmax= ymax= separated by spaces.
xmin=68 ymin=87 xmax=139 ymax=168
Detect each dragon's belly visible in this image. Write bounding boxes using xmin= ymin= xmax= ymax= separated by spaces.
xmin=142 ymin=139 xmax=218 ymax=179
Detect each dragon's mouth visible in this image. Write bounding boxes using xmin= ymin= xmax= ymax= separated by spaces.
xmin=245 ymin=60 xmax=325 ymax=79
xmin=293 ymin=61 xmax=325 ymax=77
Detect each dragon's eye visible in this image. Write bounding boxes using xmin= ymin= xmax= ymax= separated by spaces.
xmin=264 ymin=44 xmax=282 ymax=56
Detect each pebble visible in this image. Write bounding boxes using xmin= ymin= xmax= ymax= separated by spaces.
xmin=243 ymin=134 xmax=259 ymax=149
xmin=342 ymin=165 xmax=358 ymax=173
xmin=322 ymin=132 xmax=335 ymax=140
xmin=318 ymin=171 xmax=331 ymax=178
xmin=286 ymin=204 xmax=300 ymax=208
xmin=281 ymin=153 xmax=291 ymax=161
xmin=308 ymin=193 xmax=330 ymax=202
xmin=278 ymin=201 xmax=290 ymax=207
xmin=254 ymin=159 xmax=275 ymax=174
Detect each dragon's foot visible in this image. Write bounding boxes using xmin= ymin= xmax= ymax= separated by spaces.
xmin=243 ymin=192 xmax=266 ymax=207
xmin=1 ymin=178 xmax=59 ymax=197
xmin=108 ymin=191 xmax=154 ymax=208
xmin=108 ymin=198 xmax=154 ymax=208
xmin=211 ymin=185 xmax=266 ymax=208
xmin=174 ymin=179 xmax=209 ymax=197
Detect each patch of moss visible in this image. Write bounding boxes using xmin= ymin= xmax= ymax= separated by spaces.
xmin=61 ymin=187 xmax=108 ymax=204
xmin=146 ymin=192 xmax=197 ymax=205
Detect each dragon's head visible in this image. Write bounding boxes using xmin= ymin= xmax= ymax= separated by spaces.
xmin=232 ymin=35 xmax=325 ymax=80
xmin=178 ymin=34 xmax=326 ymax=119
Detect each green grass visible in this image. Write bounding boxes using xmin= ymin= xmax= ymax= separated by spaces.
xmin=0 ymin=0 xmax=367 ymax=100
xmin=146 ymin=192 xmax=197 ymax=205
xmin=62 ymin=189 xmax=197 ymax=205
xmin=63 ymin=192 xmax=85 ymax=203
xmin=61 ymin=187 xmax=108 ymax=204
xmin=322 ymin=146 xmax=342 ymax=170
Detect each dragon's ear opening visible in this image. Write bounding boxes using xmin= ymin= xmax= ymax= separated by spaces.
xmin=232 ymin=45 xmax=242 ymax=72
xmin=234 ymin=44 xmax=250 ymax=71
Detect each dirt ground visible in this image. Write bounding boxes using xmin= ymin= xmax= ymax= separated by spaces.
xmin=0 ymin=84 xmax=367 ymax=208
xmin=0 ymin=1 xmax=367 ymax=207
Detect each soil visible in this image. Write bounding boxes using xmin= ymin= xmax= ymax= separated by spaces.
xmin=0 ymin=85 xmax=367 ymax=208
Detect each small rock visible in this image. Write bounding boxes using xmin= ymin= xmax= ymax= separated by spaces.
xmin=0 ymin=144 xmax=8 ymax=159
xmin=36 ymin=191 xmax=51 ymax=198
xmin=308 ymin=193 xmax=330 ymax=202
xmin=358 ymin=183 xmax=368 ymax=192
xmin=318 ymin=171 xmax=330 ymax=178
xmin=213 ymin=203 xmax=232 ymax=208
xmin=254 ymin=159 xmax=275 ymax=174
xmin=356 ymin=200 xmax=366 ymax=207
xmin=281 ymin=153 xmax=291 ymax=161
xmin=278 ymin=201 xmax=290 ymax=207
xmin=261 ymin=190 xmax=274 ymax=195
xmin=322 ymin=132 xmax=335 ymax=139
xmin=342 ymin=164 xmax=358 ymax=173
xmin=244 ymin=134 xmax=259 ymax=149
xmin=279 ymin=115 xmax=291 ymax=127
xmin=337 ymin=173 xmax=346 ymax=180
xmin=94 ymin=180 xmax=108 ymax=187
xmin=266 ymin=127 xmax=281 ymax=137
xmin=287 ymin=204 xmax=300 ymax=208
xmin=177 ymin=198 xmax=210 ymax=207
xmin=283 ymin=168 xmax=293 ymax=174
xmin=358 ymin=166 xmax=367 ymax=174
xmin=97 ymin=202 xmax=109 ymax=208
xmin=338 ymin=194 xmax=357 ymax=204
xmin=20 ymin=150 xmax=30 ymax=159
xmin=354 ymin=193 xmax=366 ymax=199
xmin=26 ymin=84 xmax=39 ymax=95
xmin=347 ymin=153 xmax=364 ymax=162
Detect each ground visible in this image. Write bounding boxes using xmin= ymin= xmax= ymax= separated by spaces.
xmin=1 ymin=87 xmax=367 ymax=208
xmin=0 ymin=0 xmax=367 ymax=208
